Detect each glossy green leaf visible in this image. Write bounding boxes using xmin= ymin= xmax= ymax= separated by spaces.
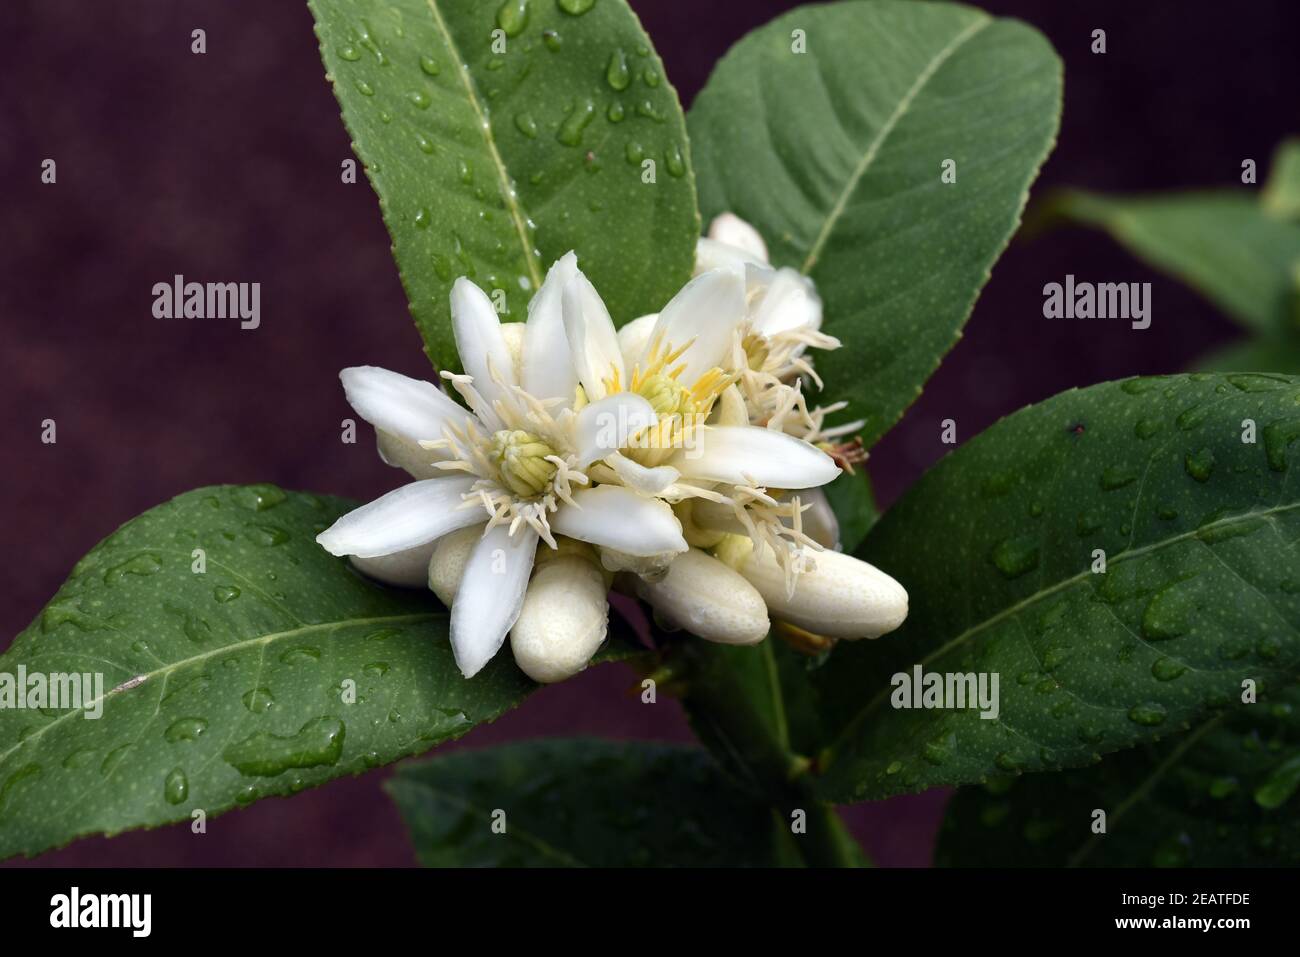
xmin=810 ymin=374 xmax=1300 ymax=803
xmin=1047 ymin=190 xmax=1300 ymax=333
xmin=688 ymin=0 xmax=1061 ymax=448
xmin=936 ymin=682 xmax=1300 ymax=867
xmin=0 ymin=486 xmax=538 ymax=860
xmin=1262 ymin=138 xmax=1300 ymax=220
xmin=309 ymin=0 xmax=699 ymax=370
xmin=386 ymin=738 xmax=805 ymax=866
xmin=1196 ymin=335 xmax=1300 ymax=376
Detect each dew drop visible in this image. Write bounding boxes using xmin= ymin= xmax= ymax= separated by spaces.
xmin=1150 ymin=657 xmax=1187 ymax=681
xmin=1127 ymin=702 xmax=1168 ymax=726
xmin=605 ymin=49 xmax=630 ymax=91
xmin=214 ymin=585 xmax=241 ymax=603
xmin=242 ymin=687 xmax=275 ymax=714
xmin=164 ymin=717 xmax=209 ymax=743
xmin=419 ymin=54 xmax=441 ymax=76
xmin=222 ymin=716 xmax=346 ymax=777
xmin=514 ymin=112 xmax=539 ymax=138
xmin=989 ymin=534 xmax=1039 ymax=580
xmin=1183 ymin=447 xmax=1215 ymax=483
xmin=164 ymin=767 xmax=189 ymax=805
xmin=556 ymin=0 xmax=596 ymax=14
xmin=234 ymin=484 xmax=286 ymax=511
xmin=557 ymin=98 xmax=596 ymax=146
xmin=496 ymin=0 xmax=530 ymax=37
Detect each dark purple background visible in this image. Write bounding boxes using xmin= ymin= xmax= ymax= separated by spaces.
xmin=2 ymin=0 xmax=1296 ymax=866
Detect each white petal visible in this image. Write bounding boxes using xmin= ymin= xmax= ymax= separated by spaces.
xmin=695 ymin=238 xmax=763 ymax=276
xmin=750 ymin=268 xmax=823 ymax=338
xmin=605 ymin=452 xmax=680 ymax=495
xmin=617 ymin=313 xmax=658 ymax=368
xmin=510 ymin=555 xmax=608 ymax=683
xmin=573 ymin=392 xmax=657 ymax=465
xmin=451 ymin=524 xmax=539 ymax=678
xmin=499 ymin=321 xmax=525 ymax=381
xmin=451 ymin=277 xmax=517 ymax=428
xmin=708 ymin=213 xmax=769 ymax=262
xmin=340 ymin=366 xmax=473 ymax=444
xmin=562 ymin=273 xmax=625 ymax=400
xmin=647 ymin=269 xmax=747 ymax=384
xmin=550 ymin=486 xmax=687 ymax=557
xmin=635 ymin=549 xmax=769 ymax=645
xmin=315 ymin=476 xmax=480 ymax=558
xmin=672 ymin=426 xmax=840 ymax=489
xmin=349 ymin=541 xmax=437 ymax=588
xmin=740 ymin=547 xmax=907 ymax=640
xmin=522 ymin=253 xmax=580 ymax=403
xmin=427 ymin=525 xmax=482 ymax=606
xmin=376 ymin=430 xmax=442 ymax=480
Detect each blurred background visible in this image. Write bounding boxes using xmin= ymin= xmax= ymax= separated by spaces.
xmin=2 ymin=0 xmax=1298 ymax=865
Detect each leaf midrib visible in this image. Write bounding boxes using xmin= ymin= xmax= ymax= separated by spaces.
xmin=822 ymin=501 xmax=1300 ymax=768
xmin=799 ymin=14 xmax=991 ymax=275
xmin=0 ymin=612 xmax=442 ymax=771
xmin=423 ymin=0 xmax=543 ymax=290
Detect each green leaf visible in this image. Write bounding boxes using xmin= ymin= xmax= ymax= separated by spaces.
xmin=936 ymin=682 xmax=1300 ymax=867
xmin=688 ymin=0 xmax=1061 ymax=448
xmin=1263 ymin=138 xmax=1300 ymax=221
xmin=0 ymin=485 xmax=539 ymax=860
xmin=1196 ymin=336 xmax=1300 ymax=376
xmin=810 ymin=373 xmax=1300 ymax=803
xmin=1047 ymin=190 xmax=1300 ymax=333
xmin=309 ymin=0 xmax=699 ymax=370
xmin=385 ymin=738 xmax=804 ymax=866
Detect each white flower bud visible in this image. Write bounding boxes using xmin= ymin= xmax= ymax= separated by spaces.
xmin=708 ymin=213 xmax=769 ymax=263
xmin=350 ymin=541 xmax=437 ymax=588
xmin=636 ymin=548 xmax=769 ymax=645
xmin=739 ymin=545 xmax=907 ymax=640
xmin=510 ymin=555 xmax=608 ymax=683
xmin=427 ymin=525 xmax=483 ymax=605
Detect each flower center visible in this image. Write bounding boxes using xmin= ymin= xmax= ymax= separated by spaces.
xmin=741 ymin=333 xmax=770 ymax=372
xmin=490 ymin=429 xmax=558 ymax=498
xmin=636 ymin=372 xmax=696 ymax=417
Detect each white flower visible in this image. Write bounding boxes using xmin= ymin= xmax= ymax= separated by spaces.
xmin=317 ymin=255 xmax=689 ymax=681
xmin=696 ymin=213 xmax=865 ymax=457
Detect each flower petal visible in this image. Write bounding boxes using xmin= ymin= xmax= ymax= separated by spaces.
xmin=617 ymin=313 xmax=658 ymax=368
xmin=672 ymin=426 xmax=840 ymax=489
xmin=450 ymin=524 xmax=539 ymax=678
xmin=605 ymin=451 xmax=680 ymax=495
xmin=573 ymin=392 xmax=658 ymax=465
xmin=647 ymin=269 xmax=747 ymax=384
xmin=315 ymin=476 xmax=481 ymax=558
xmin=562 ymin=272 xmax=625 ymax=400
xmin=376 ymin=430 xmax=442 ymax=480
xmin=340 ymin=366 xmax=473 ymax=444
xmin=750 ymin=267 xmax=823 ymax=338
xmin=451 ymin=277 xmax=517 ymax=428
xmin=522 ymin=252 xmax=580 ymax=404
xmin=708 ymin=213 xmax=769 ymax=262
xmin=550 ymin=485 xmax=688 ymax=557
